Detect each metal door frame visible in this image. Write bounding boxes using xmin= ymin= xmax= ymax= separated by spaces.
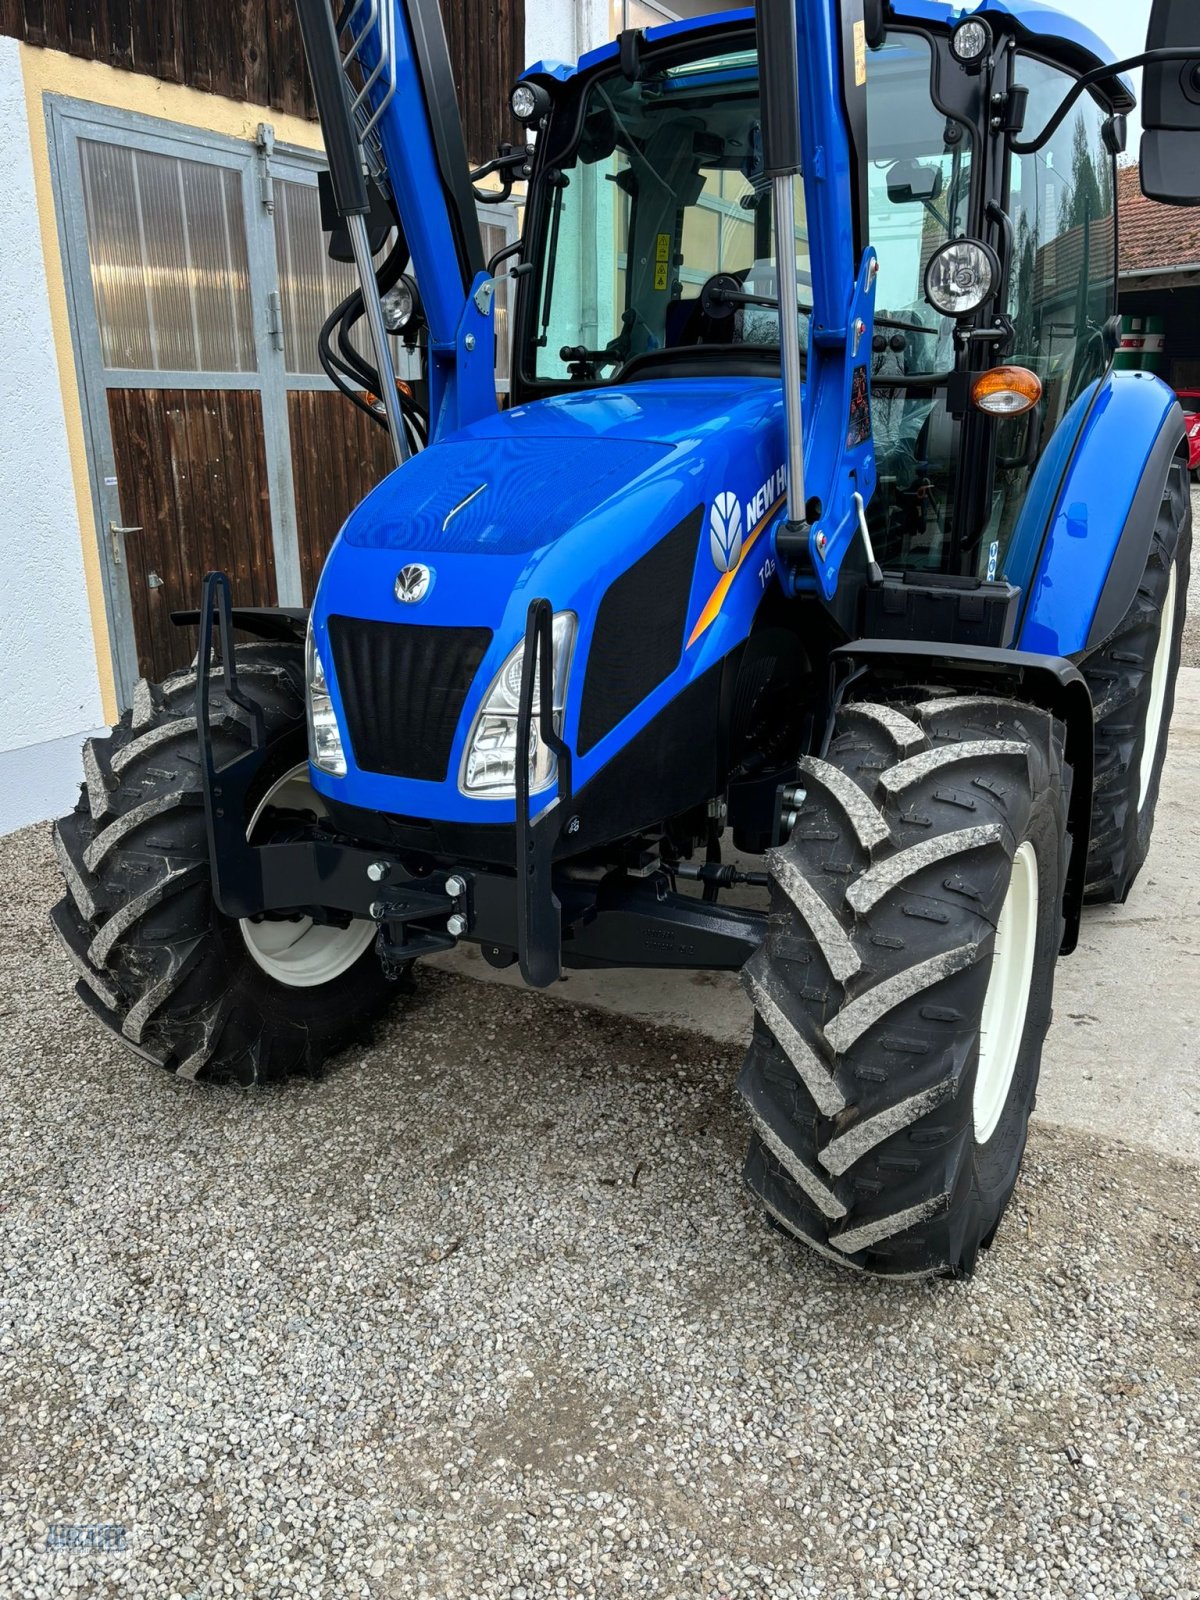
xmin=46 ymin=96 xmax=306 ymax=705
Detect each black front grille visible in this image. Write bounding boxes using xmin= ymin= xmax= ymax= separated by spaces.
xmin=577 ymin=509 xmax=702 ymax=756
xmin=328 ymin=615 xmax=493 ymax=782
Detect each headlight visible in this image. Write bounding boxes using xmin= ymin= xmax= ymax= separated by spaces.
xmin=924 ymin=238 xmax=1000 ymax=320
xmin=511 ymin=83 xmax=538 ymax=121
xmin=950 ymin=18 xmax=991 ymax=67
xmin=306 ymin=622 xmax=347 ymax=777
xmin=510 ymin=80 xmax=550 ymax=125
xmin=380 ymin=274 xmax=419 ymax=333
xmin=460 ymin=612 xmax=576 ymax=797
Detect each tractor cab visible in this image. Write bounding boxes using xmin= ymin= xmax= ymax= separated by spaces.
xmin=505 ymin=7 xmax=1132 ymax=595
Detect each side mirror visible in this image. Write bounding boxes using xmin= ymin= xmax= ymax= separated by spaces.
xmin=885 ymin=159 xmax=943 ymax=205
xmin=1142 ymin=0 xmax=1200 ymax=205
xmin=863 ymin=0 xmax=887 ymax=50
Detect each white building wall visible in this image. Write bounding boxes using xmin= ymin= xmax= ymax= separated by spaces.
xmin=524 ymin=0 xmax=614 ymax=73
xmin=0 ymin=35 xmax=105 ymax=835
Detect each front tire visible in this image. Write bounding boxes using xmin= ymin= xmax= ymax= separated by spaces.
xmin=1080 ymin=455 xmax=1191 ymax=903
xmin=737 ymin=694 xmax=1070 ymax=1279
xmin=50 ymin=644 xmax=399 ymax=1085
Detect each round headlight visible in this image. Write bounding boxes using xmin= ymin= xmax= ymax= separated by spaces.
xmin=924 ymin=238 xmax=1000 ymax=319
xmin=510 ymin=81 xmax=550 ymax=124
xmin=511 ymin=83 xmax=538 ymax=121
xmin=951 ymin=18 xmax=992 ymax=66
xmin=380 ymin=275 xmax=418 ymax=333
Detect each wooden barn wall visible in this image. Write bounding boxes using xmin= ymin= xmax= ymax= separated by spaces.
xmin=0 ymin=0 xmax=524 ymax=164
xmin=439 ymin=0 xmax=524 ymax=169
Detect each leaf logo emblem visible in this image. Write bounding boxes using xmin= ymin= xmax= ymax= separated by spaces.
xmin=709 ymin=491 xmax=744 ymax=573
xmin=394 ymin=563 xmax=432 ymax=603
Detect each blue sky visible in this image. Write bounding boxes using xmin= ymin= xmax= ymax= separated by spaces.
xmin=1062 ymin=0 xmax=1142 ymax=58
xmin=1031 ymin=0 xmax=1148 ymax=142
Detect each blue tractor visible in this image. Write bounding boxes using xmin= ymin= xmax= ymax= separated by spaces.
xmin=51 ymin=0 xmax=1200 ymax=1278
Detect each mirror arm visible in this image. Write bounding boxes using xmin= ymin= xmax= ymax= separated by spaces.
xmin=1011 ymin=47 xmax=1199 ymax=156
xmin=469 ymin=145 xmax=529 ymax=205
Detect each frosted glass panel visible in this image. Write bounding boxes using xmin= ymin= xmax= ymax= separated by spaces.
xmin=273 ymin=178 xmax=361 ymax=376
xmin=273 ymin=177 xmax=507 ymax=389
xmin=79 ymin=139 xmax=256 ymax=373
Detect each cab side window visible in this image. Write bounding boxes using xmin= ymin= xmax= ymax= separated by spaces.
xmin=865 ymin=33 xmax=972 ymax=570
xmin=990 ymin=57 xmax=1117 ymax=581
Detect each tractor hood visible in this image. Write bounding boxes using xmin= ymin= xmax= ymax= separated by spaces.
xmin=338 ymin=379 xmax=778 ymax=561
xmin=309 ymin=377 xmax=788 ymax=822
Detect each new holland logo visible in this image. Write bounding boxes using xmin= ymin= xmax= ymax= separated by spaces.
xmin=394 ymin=563 xmax=432 ymax=603
xmin=709 ymin=491 xmax=744 ymax=573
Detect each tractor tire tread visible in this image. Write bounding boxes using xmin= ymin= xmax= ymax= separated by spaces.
xmin=737 ymin=694 xmax=1070 ymax=1279
xmin=1081 ymin=457 xmax=1191 ymax=903
xmin=48 ymin=645 xmax=388 ymax=1087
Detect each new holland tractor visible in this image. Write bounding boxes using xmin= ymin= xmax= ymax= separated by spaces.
xmin=50 ymin=0 xmax=1200 ymax=1278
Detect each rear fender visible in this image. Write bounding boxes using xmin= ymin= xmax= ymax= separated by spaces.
xmin=829 ymin=640 xmax=1093 ymax=953
xmin=1011 ymin=370 xmax=1185 ymax=657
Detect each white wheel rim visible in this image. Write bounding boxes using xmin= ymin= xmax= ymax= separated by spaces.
xmin=974 ymin=840 xmax=1039 ymax=1145
xmin=239 ymin=764 xmax=376 ymax=988
xmin=1137 ymin=561 xmax=1178 ymax=814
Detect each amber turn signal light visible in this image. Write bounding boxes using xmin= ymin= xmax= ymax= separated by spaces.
xmin=971 ymin=366 xmax=1043 ymax=417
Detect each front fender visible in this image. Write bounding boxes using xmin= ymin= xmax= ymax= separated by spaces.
xmin=1012 ymin=370 xmax=1185 ymax=657
xmin=830 ymin=640 xmax=1093 ymax=954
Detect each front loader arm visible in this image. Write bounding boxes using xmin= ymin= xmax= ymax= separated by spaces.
xmin=296 ymin=0 xmax=499 ymax=446
xmin=759 ymin=0 xmax=879 ymax=603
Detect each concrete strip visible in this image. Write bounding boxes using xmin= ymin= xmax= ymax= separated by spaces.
xmin=434 ymin=665 xmax=1200 ymax=1164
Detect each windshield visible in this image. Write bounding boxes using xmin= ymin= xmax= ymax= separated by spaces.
xmin=528 ymin=48 xmax=810 ymax=383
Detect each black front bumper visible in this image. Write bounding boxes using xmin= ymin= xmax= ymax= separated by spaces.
xmin=196 ymin=575 xmax=764 ymax=986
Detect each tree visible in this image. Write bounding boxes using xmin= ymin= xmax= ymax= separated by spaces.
xmin=1068 ymin=113 xmax=1107 ymax=229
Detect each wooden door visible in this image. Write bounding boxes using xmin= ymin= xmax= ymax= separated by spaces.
xmin=53 ymin=102 xmax=517 ymax=697
xmin=287 ymin=390 xmax=394 ymax=602
xmin=107 ymin=389 xmax=278 ymax=678
xmin=57 ymin=109 xmax=292 ymax=691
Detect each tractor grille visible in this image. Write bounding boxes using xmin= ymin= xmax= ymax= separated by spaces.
xmin=577 ymin=509 xmax=702 ymax=756
xmin=328 ymin=615 xmax=492 ymax=782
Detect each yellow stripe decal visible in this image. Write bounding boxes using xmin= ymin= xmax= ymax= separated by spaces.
xmin=687 ymin=494 xmax=787 ymax=650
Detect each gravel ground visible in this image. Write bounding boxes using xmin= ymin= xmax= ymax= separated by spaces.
xmin=1181 ymin=485 xmax=1200 ymax=670
xmin=2 ymin=823 xmax=1199 ymax=1600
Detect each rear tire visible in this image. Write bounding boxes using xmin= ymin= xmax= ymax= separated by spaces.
xmin=737 ymin=694 xmax=1070 ymax=1279
xmin=50 ymin=643 xmax=400 ymax=1086
xmin=1080 ymin=456 xmax=1191 ymax=903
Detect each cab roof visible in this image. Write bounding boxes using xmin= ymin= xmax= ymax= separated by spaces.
xmin=525 ymin=1 xmax=1135 ymax=112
